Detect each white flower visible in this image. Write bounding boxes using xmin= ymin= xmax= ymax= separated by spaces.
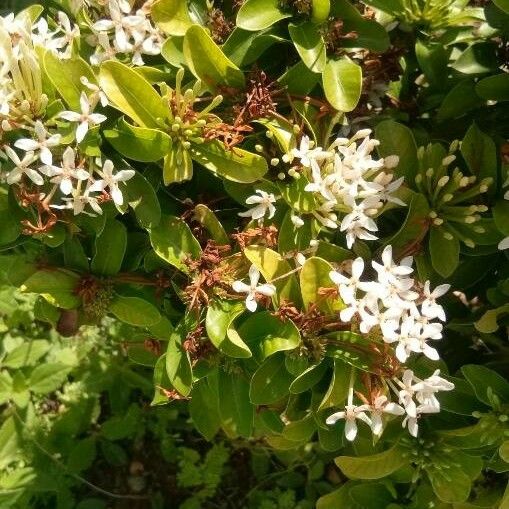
xmin=14 ymin=121 xmax=61 ymax=165
xmin=292 ymin=135 xmax=332 ymax=167
xmin=370 ymin=395 xmax=405 ymax=436
xmin=60 ymin=92 xmax=107 ymax=143
xmin=238 ymin=190 xmax=276 ymax=222
xmin=421 ymin=281 xmax=449 ymax=321
xmin=4 ymin=146 xmax=41 ymax=185
xmin=40 ymin=146 xmax=90 ymax=195
xmin=372 ymin=245 xmax=413 ymax=286
xmin=329 ymin=257 xmax=368 ymax=304
xmin=326 ymin=403 xmax=372 ymax=441
xmin=89 ymin=159 xmax=134 ymax=206
xmin=499 ymin=237 xmax=509 ymax=250
xmin=413 ymin=370 xmax=454 ymax=411
xmin=52 ymin=182 xmax=103 ymax=216
xmin=80 ymin=76 xmax=109 ymax=107
xmin=232 ymin=265 xmax=276 ymax=312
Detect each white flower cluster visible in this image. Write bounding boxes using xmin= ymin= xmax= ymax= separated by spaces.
xmin=232 ymin=265 xmax=276 ymax=312
xmin=90 ymin=0 xmax=164 ymax=66
xmin=291 ymin=130 xmax=404 ymax=248
xmin=326 ymin=369 xmax=454 ymax=441
xmin=32 ymin=11 xmax=80 ymax=60
xmin=330 ymin=245 xmax=450 ymax=364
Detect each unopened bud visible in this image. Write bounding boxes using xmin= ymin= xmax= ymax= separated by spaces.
xmin=265 ymin=130 xmax=273 ymax=139
xmin=443 ymin=232 xmax=454 ymax=240
xmin=278 ymin=172 xmax=285 ymax=180
xmin=255 ymin=144 xmax=264 ymax=153
xmin=442 ymin=155 xmax=456 ymax=166
xmin=437 ymin=176 xmax=449 ymax=187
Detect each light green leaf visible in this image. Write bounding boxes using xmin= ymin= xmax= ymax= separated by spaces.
xmin=44 ymin=52 xmax=96 ymax=110
xmin=190 ymin=140 xmax=268 ymax=183
xmin=322 ymin=59 xmax=362 ymax=112
xmin=236 ymin=0 xmax=292 ymax=31
xmin=29 ymin=363 xmax=71 ymax=394
xmin=289 ymin=22 xmax=326 ymax=73
xmin=183 ymin=25 xmax=245 ymax=90
xmin=21 ymin=270 xmax=80 ymax=309
xmin=218 ymin=369 xmax=253 ymax=437
xmin=149 ymin=215 xmax=201 ymax=273
xmin=109 ymin=296 xmax=161 ymax=327
xmin=238 ymin=311 xmax=300 ymax=359
xmin=104 ymin=118 xmax=172 ymax=162
xmin=151 ymin=0 xmax=193 ymax=35
xmin=243 ymin=245 xmax=302 ymax=306
xmin=91 ymin=219 xmax=127 ymax=276
xmin=166 ymin=324 xmax=193 ymax=396
xmin=99 ymin=61 xmax=167 ymax=128
xmin=126 ymin=171 xmax=161 ymax=229
xmin=3 ymin=340 xmax=50 ymax=369
xmin=427 ymin=467 xmax=471 ymax=503
xmin=205 ymin=300 xmax=252 ymax=358
xmin=311 ymin=0 xmax=330 ymax=23
xmin=163 ymin=143 xmax=193 ymax=184
xmin=475 ymin=304 xmax=509 ymax=334
xmin=335 ymin=445 xmax=408 ymax=480
xmin=250 ymin=352 xmax=294 ymax=404
xmin=0 ymin=418 xmax=19 ymax=469
xmin=192 ymin=204 xmax=229 ymax=244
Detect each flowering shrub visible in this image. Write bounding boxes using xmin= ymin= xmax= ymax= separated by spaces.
xmin=1 ymin=0 xmax=509 ymax=507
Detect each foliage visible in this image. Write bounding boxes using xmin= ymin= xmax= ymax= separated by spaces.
xmin=0 ymin=0 xmax=509 ymax=507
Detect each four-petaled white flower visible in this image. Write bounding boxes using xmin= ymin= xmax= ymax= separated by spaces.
xmin=238 ymin=190 xmax=277 ymax=222
xmin=232 ymin=265 xmax=276 ymax=312
xmin=369 ymin=395 xmax=405 ymax=436
xmin=4 ymin=146 xmax=41 ymax=185
xmin=89 ymin=159 xmax=134 ymax=206
xmin=40 ymin=146 xmax=90 ymax=195
xmin=291 ymin=135 xmax=332 ymax=167
xmin=326 ymin=403 xmax=372 ymax=442
xmin=421 ymin=281 xmax=450 ymax=321
xmin=14 ymin=121 xmax=61 ymax=165
xmin=60 ymin=92 xmax=107 ymax=143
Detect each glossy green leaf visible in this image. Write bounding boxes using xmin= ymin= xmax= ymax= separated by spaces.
xmin=21 ymin=270 xmax=80 ymax=309
xmin=236 ymin=0 xmax=292 ymax=31
xmin=163 ymin=143 xmax=193 ymax=184
xmin=192 ymin=204 xmax=229 ymax=244
xmin=318 ymin=360 xmax=350 ymax=411
xmin=151 ymin=0 xmax=193 ymax=35
xmin=183 ymin=25 xmax=245 ymax=90
xmin=336 ymin=445 xmax=408 ymax=480
xmin=99 ymin=61 xmax=167 ymax=128
xmin=218 ymin=369 xmax=253 ymax=437
xmin=289 ymin=361 xmax=328 ymax=394
xmin=43 ymin=52 xmax=96 ymax=110
xmin=104 ymin=118 xmax=171 ymax=162
xmin=243 ymin=245 xmax=302 ymax=306
xmin=311 ymin=0 xmax=330 ymax=23
xmin=429 ymin=227 xmax=460 ymax=278
xmin=437 ymin=79 xmax=482 ymax=122
xmin=282 ymin=414 xmax=316 ymax=442
xmin=109 ymin=296 xmax=161 ymax=327
xmin=190 ymin=376 xmax=221 ymax=440
xmin=375 ymin=120 xmax=418 ymax=181
xmin=238 ymin=311 xmax=300 ymax=359
xmin=278 ymin=61 xmax=321 ymax=95
xmin=126 ymin=171 xmax=161 ymax=229
xmin=475 ymin=304 xmax=509 ymax=334
xmin=427 ymin=467 xmax=471 ymax=503
xmin=300 ymin=257 xmax=342 ymax=313
xmin=322 ymin=59 xmax=362 ymax=112
xmin=91 ymin=219 xmax=127 ymax=276
xmin=461 ymin=364 xmax=509 ymax=406
xmin=250 ymin=353 xmax=294 ymax=404
xmin=205 ymin=300 xmax=252 ymax=358
xmin=149 ymin=215 xmax=201 ymax=273
xmin=289 ymin=22 xmax=326 ymax=74
xmin=476 ymin=73 xmax=509 ymax=101
xmin=166 ymin=323 xmax=193 ymax=396
xmin=190 ymin=140 xmax=268 ymax=183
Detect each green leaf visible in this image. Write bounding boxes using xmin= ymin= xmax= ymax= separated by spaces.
xmin=494 ymin=0 xmax=509 ymax=13
xmin=3 ymin=340 xmax=50 ymax=369
xmin=43 ymin=52 xmax=96 ymax=110
xmin=63 ymin=236 xmax=89 ymax=272
xmin=183 ymin=25 xmax=245 ymax=90
xmin=282 ymin=414 xmax=316 ymax=442
xmin=289 ymin=361 xmax=328 ymax=393
xmin=279 ymin=175 xmax=318 ymax=213
xmin=335 ymin=445 xmax=408 ymax=480
xmin=91 ymin=219 xmax=127 ymax=276
xmin=461 ymin=365 xmax=509 ymax=406
xmin=190 ymin=140 xmax=268 ymax=183
xmin=206 ymin=300 xmax=252 ymax=358
xmin=500 ymin=441 xmax=509 ymax=463
xmin=126 ymin=171 xmax=161 ymax=229
xmin=494 ymin=200 xmax=509 ymax=236
xmin=166 ymin=323 xmax=193 ymax=396
xmin=318 ymin=360 xmax=350 ymax=411
xmin=300 ymin=257 xmax=343 ymax=313
xmin=437 ymin=79 xmax=482 ymax=122
xmin=192 ymin=204 xmax=229 ymax=244
xmin=149 ymin=215 xmax=201 ymax=273
xmin=218 ymin=369 xmax=253 ymax=437
xmin=375 ymin=120 xmax=418 ymax=181
xmin=109 ymin=296 xmax=161 ymax=327
xmin=104 ymin=118 xmax=172 ymax=162
xmin=451 ymin=42 xmax=499 ymax=75
xmin=99 ymin=61 xmax=167 ymax=128
xmin=311 ymin=0 xmax=330 ymax=23
xmin=475 ymin=304 xmax=509 ymax=334
xmin=164 ymin=143 xmax=193 ymax=184
xmin=322 ymin=59 xmax=362 ymax=112
xmin=250 ymin=353 xmax=294 ymax=404
xmin=415 ymin=40 xmax=448 ymax=87
xmin=238 ymin=311 xmax=300 ymax=359
xmin=317 ymin=484 xmax=358 ymax=509
xmin=341 ymin=19 xmax=389 ymax=53
xmin=289 ymin=22 xmax=326 ymax=73
xmin=244 ymin=245 xmax=302 ymax=306
xmin=236 ymin=0 xmax=292 ymax=31
xmin=190 ymin=376 xmax=221 ymax=440
xmin=151 ymin=0 xmax=193 ymax=35
xmin=278 ymin=61 xmax=321 ymax=95
xmin=0 ymin=418 xmax=19 ymax=469
xmin=29 ymin=363 xmax=71 ymax=394
xmin=0 ymin=193 xmax=20 ymax=246
xmin=461 ymin=122 xmax=497 ymax=191
xmin=476 ymin=73 xmax=509 ymax=101
xmin=349 ymin=483 xmax=395 ymax=508
xmin=21 ymin=270 xmax=81 ymax=309
xmin=429 ymin=227 xmax=460 ymax=278
xmin=427 ymin=467 xmax=471 ymax=503
xmin=67 ymin=438 xmax=97 ymax=474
